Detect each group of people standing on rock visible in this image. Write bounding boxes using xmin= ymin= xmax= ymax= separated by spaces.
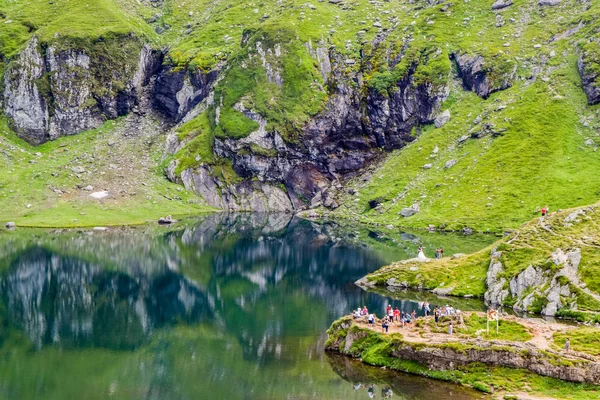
xmin=354 ymin=301 xmax=460 ymax=334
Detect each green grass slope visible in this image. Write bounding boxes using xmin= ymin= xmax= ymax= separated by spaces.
xmin=362 ymin=202 xmax=600 ymax=311
xmin=340 ymin=64 xmax=600 ymax=232
xmin=0 ymin=116 xmax=213 ymax=227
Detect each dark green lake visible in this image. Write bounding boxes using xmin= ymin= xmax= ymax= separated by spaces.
xmin=0 ymin=214 xmax=495 ymax=399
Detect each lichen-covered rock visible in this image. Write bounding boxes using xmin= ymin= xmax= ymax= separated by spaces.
xmin=578 ymin=49 xmax=600 ymax=105
xmin=484 ymin=247 xmax=586 ymax=316
xmin=3 ymin=37 xmax=50 ymax=144
xmin=3 ymin=36 xmax=160 ymax=144
xmin=181 ymin=165 xmax=294 ymax=211
xmin=452 ymin=52 xmax=516 ymax=98
xmin=484 ymin=250 xmax=509 ymax=306
xmin=154 ymin=63 xmax=221 ymax=121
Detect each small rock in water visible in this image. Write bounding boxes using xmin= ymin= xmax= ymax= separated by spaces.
xmin=93 ymin=227 xmax=109 ymax=232
xmin=5 ymin=222 xmax=16 ymax=229
xmin=83 ymin=185 xmax=94 ymax=191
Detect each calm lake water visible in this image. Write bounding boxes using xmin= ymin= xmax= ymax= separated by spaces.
xmin=0 ymin=214 xmax=495 ymax=399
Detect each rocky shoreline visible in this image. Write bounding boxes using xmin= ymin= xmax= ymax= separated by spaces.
xmin=326 ymin=315 xmax=600 ymax=394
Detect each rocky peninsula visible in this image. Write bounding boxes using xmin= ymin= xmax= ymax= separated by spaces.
xmin=326 ymin=313 xmax=600 ymax=398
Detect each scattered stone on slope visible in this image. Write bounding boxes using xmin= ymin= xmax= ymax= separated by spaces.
xmin=444 ymin=159 xmax=457 ymax=169
xmin=492 ymin=0 xmax=513 ymax=10
xmin=90 ymin=191 xmax=109 ymax=200
xmin=538 ymin=0 xmax=562 ymax=5
xmin=399 ymin=204 xmax=420 ymax=217
xmin=434 ymin=110 xmax=451 ymax=128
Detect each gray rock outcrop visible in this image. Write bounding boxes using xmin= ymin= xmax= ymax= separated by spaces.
xmin=452 ymin=53 xmax=516 ymax=98
xmin=578 ymin=55 xmax=600 ymax=105
xmin=434 ymin=110 xmax=451 ymax=128
xmin=492 ymin=0 xmax=513 ymax=9
xmin=484 ymin=247 xmax=584 ymax=316
xmin=3 ymin=36 xmax=161 ymax=144
xmin=168 ymin=41 xmax=450 ymax=211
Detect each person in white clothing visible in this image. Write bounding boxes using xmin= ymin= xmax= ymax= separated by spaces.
xmin=417 ymin=246 xmax=427 ymax=261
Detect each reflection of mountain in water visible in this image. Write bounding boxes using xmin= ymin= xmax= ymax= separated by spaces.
xmin=174 ymin=214 xmax=397 ymax=363
xmin=0 ymin=214 xmax=485 ymax=361
xmin=1 ymin=247 xmax=210 ymax=350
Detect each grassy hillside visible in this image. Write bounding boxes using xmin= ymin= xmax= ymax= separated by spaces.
xmin=361 ymin=202 xmax=600 ymax=316
xmin=0 ymin=116 xmax=212 ymax=227
xmin=0 ymin=0 xmax=599 ymax=228
xmin=340 ymin=71 xmax=600 ymax=232
xmin=166 ymin=0 xmax=600 ymax=232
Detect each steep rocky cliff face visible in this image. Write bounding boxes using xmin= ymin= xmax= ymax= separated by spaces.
xmin=578 ymin=41 xmax=600 ymax=105
xmin=165 ymin=34 xmax=452 ymax=211
xmin=3 ymin=35 xmax=160 ymax=144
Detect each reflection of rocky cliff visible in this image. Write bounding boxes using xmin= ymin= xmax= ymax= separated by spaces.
xmin=0 ymin=214 xmax=471 ymax=359
xmin=173 ymin=214 xmax=396 ymax=363
xmin=1 ymin=247 xmax=210 ymax=350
